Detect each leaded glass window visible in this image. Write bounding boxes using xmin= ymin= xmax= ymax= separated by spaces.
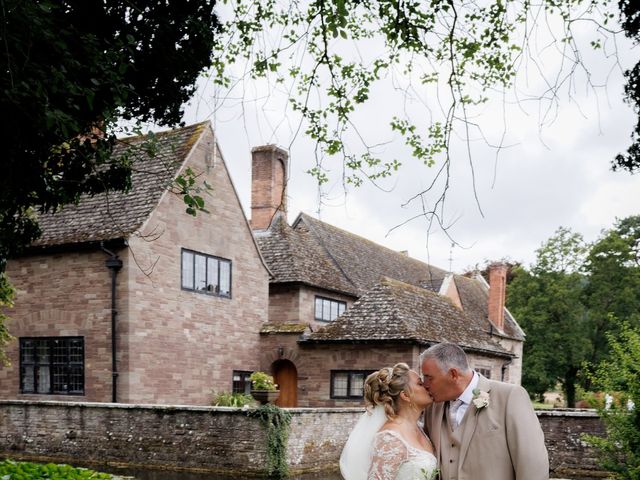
xmin=20 ymin=337 xmax=84 ymax=395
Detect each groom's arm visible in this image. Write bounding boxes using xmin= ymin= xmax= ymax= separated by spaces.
xmin=505 ymin=385 xmax=550 ymax=480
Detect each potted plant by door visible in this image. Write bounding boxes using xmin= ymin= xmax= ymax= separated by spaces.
xmin=249 ymin=371 xmax=280 ymax=405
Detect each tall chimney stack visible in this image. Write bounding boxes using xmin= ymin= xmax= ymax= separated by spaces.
xmin=250 ymin=145 xmax=289 ymax=230
xmin=487 ymin=262 xmax=508 ymax=331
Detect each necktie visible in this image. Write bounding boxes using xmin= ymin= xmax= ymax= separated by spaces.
xmin=449 ymin=399 xmax=463 ymax=430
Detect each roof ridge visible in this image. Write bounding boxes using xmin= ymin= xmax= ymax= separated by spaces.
xmin=299 ymin=212 xmax=446 ymax=273
xmin=114 ymin=120 xmax=209 ymax=144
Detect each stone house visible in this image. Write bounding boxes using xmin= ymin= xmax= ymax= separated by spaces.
xmin=0 ymin=122 xmax=270 ymax=405
xmin=1 ymin=122 xmax=525 ymax=408
xmin=251 ymin=147 xmax=525 ymax=408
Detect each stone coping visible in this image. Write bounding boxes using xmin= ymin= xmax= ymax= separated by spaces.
xmin=536 ymin=408 xmax=600 ymax=418
xmin=0 ymin=400 xmax=364 ymax=415
xmin=0 ymin=400 xmax=599 ymax=417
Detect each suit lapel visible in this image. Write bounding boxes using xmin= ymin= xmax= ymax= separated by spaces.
xmin=459 ymin=376 xmax=492 ymax=467
xmin=426 ymin=402 xmax=445 ymax=457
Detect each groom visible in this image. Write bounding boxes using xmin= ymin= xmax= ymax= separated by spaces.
xmin=421 ymin=343 xmax=549 ymax=480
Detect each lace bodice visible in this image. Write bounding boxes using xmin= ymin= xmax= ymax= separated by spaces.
xmin=367 ymin=430 xmax=438 ymax=480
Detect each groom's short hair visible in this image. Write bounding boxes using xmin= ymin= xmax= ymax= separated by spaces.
xmin=420 ymin=342 xmax=470 ymax=373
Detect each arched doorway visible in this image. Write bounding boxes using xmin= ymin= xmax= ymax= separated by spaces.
xmin=272 ymin=359 xmax=298 ymax=407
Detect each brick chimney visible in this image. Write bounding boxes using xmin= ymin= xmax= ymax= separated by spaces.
xmin=250 ymin=145 xmax=289 ymax=230
xmin=487 ymin=262 xmax=508 ymax=331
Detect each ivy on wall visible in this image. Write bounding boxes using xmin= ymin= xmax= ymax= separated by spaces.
xmin=247 ymin=404 xmax=292 ymax=478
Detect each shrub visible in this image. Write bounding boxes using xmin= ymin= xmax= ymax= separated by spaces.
xmin=583 ymin=322 xmax=640 ymax=480
xmin=212 ymin=391 xmax=255 ymax=407
xmin=0 ymin=460 xmax=119 ymax=479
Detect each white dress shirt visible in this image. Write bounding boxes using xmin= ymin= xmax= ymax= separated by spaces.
xmin=451 ymin=371 xmax=479 ymax=426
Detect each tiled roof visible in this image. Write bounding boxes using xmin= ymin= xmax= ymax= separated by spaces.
xmin=32 ymin=122 xmax=207 ymax=247
xmin=254 ymin=214 xmax=358 ymax=295
xmin=256 ymin=212 xmax=447 ymax=296
xmin=256 ymin=211 xmax=522 ymax=351
xmin=299 ymin=213 xmax=448 ymax=294
xmin=306 ymin=277 xmax=510 ymax=356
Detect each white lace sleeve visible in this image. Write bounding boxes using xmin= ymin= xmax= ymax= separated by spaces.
xmin=367 ymin=431 xmax=409 ymax=480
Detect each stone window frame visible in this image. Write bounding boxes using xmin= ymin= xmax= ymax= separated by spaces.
xmin=181 ymin=248 xmax=232 ymax=298
xmin=330 ymin=370 xmax=374 ymax=400
xmin=232 ymin=370 xmax=253 ymax=394
xmin=19 ymin=336 xmax=85 ymax=395
xmin=314 ymin=296 xmax=346 ymax=322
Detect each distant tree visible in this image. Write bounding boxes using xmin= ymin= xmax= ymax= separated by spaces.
xmin=509 ymin=219 xmax=640 ymax=405
xmin=507 ymin=227 xmax=591 ymax=406
xmin=0 ymin=0 xmax=218 ymax=360
xmin=584 ymin=322 xmax=640 ymax=479
xmin=583 ymin=216 xmax=640 ymax=369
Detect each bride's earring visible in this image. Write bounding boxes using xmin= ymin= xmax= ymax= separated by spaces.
xmin=403 ymin=391 xmax=415 ymax=411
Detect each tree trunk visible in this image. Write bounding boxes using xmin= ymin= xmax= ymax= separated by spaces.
xmin=564 ymin=369 xmax=577 ymax=407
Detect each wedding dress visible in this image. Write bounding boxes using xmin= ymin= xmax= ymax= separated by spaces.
xmin=368 ymin=430 xmax=438 ymax=480
xmin=340 ymin=406 xmax=438 ymax=480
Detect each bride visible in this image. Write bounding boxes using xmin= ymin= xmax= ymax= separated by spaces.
xmin=340 ymin=363 xmax=438 ymax=480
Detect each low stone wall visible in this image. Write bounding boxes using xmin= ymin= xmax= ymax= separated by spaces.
xmin=538 ymin=409 xmax=606 ymax=479
xmin=0 ymin=401 xmax=269 ymax=476
xmin=0 ymin=401 xmax=605 ymax=478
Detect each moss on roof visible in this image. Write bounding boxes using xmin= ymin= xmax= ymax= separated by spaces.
xmin=32 ymin=122 xmax=209 ymax=247
xmin=260 ymin=323 xmax=308 ymax=334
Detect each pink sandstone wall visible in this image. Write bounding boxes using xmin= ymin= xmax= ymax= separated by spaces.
xmin=1 ymin=250 xmax=115 ymax=402
xmin=1 ymin=125 xmax=270 ymax=406
xmin=267 ymin=284 xmax=355 ymax=329
xmin=119 ymin=125 xmax=270 ymax=405
xmin=258 ymin=338 xmax=419 ymax=407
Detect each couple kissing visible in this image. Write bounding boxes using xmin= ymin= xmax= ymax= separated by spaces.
xmin=340 ymin=343 xmax=549 ymax=480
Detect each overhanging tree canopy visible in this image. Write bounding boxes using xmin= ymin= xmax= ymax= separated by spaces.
xmin=0 ymin=0 xmax=218 ymax=361
xmin=211 ymin=0 xmax=640 ymax=196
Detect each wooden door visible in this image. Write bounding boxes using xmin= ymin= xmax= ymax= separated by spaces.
xmin=273 ymin=360 xmax=298 ymax=407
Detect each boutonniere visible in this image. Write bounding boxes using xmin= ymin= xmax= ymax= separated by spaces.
xmin=472 ymin=388 xmax=490 ymax=410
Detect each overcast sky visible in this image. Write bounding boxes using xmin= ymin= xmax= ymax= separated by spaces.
xmin=181 ymin=12 xmax=640 ymax=274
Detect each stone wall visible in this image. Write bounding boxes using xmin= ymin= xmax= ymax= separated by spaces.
xmin=120 ymin=126 xmax=270 ymax=405
xmin=0 ymin=401 xmax=606 ymax=478
xmin=0 ymin=400 xmax=269 ymax=476
xmin=538 ymin=409 xmax=607 ymax=479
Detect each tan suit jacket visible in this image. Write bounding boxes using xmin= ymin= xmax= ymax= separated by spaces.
xmin=424 ymin=375 xmax=549 ymax=480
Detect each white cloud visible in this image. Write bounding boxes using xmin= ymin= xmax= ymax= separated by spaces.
xmin=184 ymin=15 xmax=640 ymax=274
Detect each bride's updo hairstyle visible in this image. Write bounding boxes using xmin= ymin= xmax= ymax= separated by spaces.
xmin=364 ymin=362 xmax=411 ymax=419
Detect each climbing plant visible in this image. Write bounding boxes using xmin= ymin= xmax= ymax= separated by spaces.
xmin=246 ymin=403 xmax=292 ymax=478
